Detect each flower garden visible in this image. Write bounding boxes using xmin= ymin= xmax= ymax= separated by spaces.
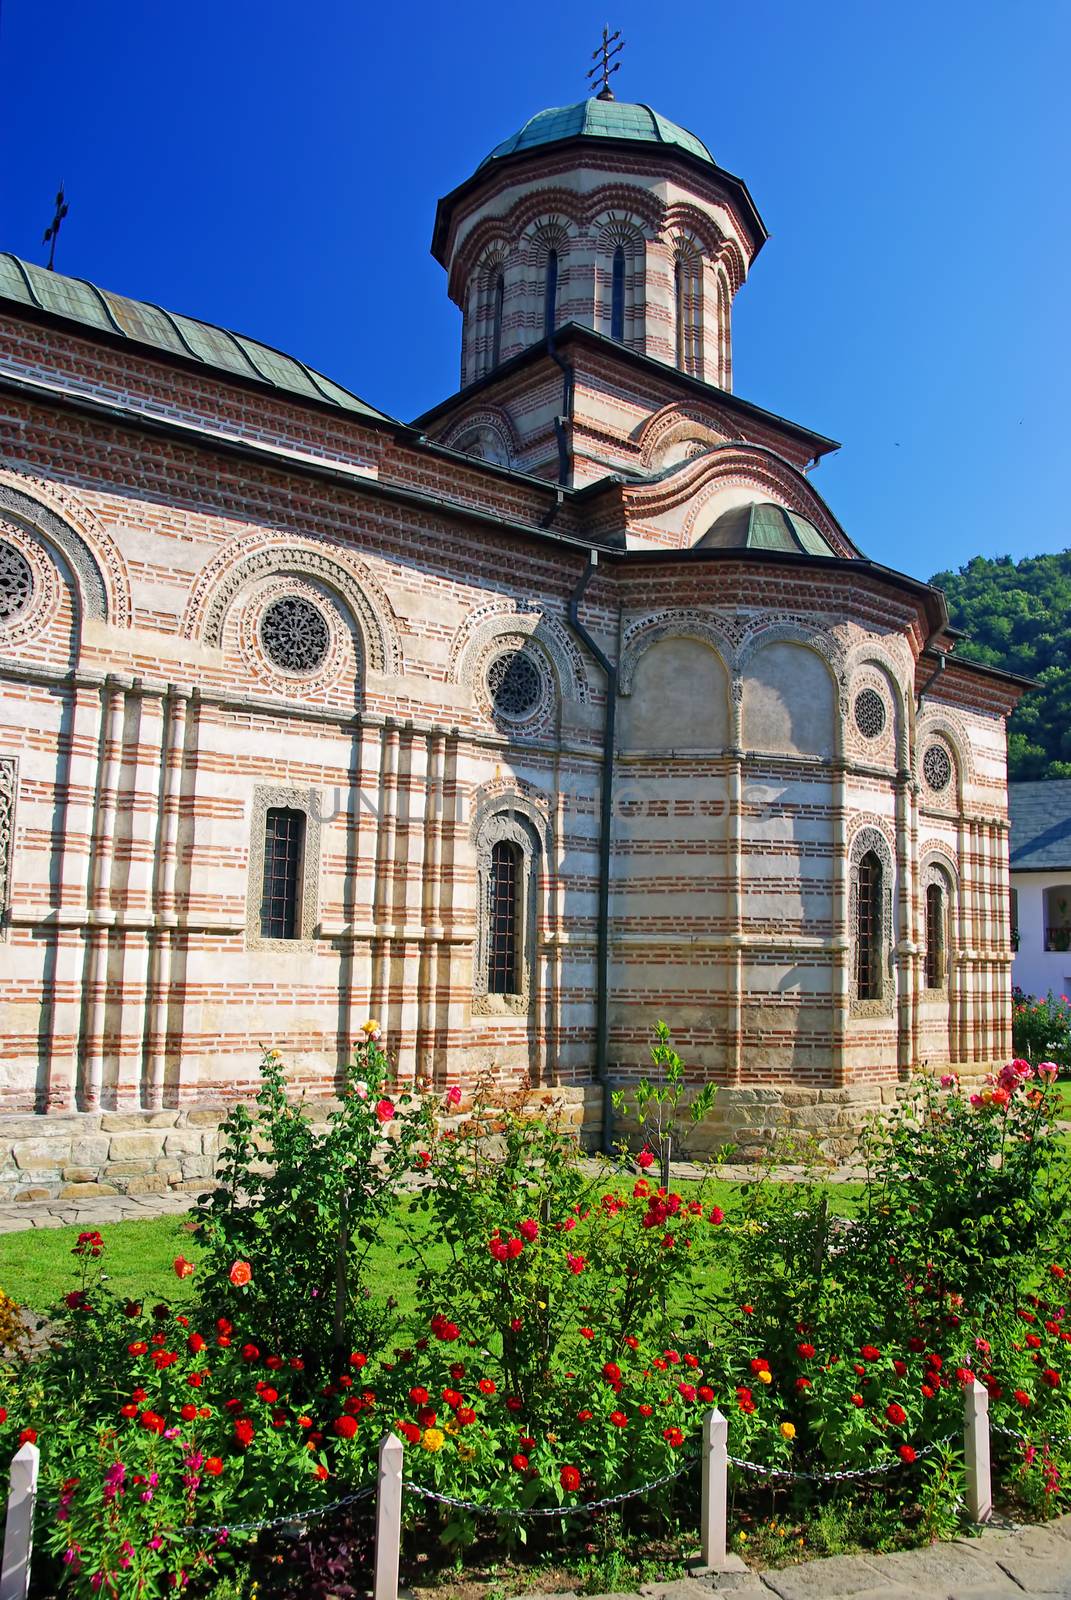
xmin=1 ymin=1027 xmax=1069 ymax=1599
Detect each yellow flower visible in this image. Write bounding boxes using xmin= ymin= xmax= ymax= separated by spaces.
xmin=457 ymin=1443 xmax=476 ymax=1463
xmin=421 ymin=1427 xmax=445 ymax=1453
xmin=757 ymin=1369 xmax=772 ymax=1385
xmin=362 ymin=1019 xmax=381 ymax=1035
xmin=780 ymin=1422 xmax=796 ymax=1441
xmin=444 ymin=1418 xmax=459 ymax=1436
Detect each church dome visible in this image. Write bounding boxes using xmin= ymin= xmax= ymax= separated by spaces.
xmin=480 ymin=99 xmax=715 ymax=170
xmin=697 ymin=502 xmax=839 ymax=558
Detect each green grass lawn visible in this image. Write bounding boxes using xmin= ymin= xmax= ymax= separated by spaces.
xmin=0 ymin=1176 xmax=864 ymax=1317
xmin=1055 ymin=1079 xmax=1071 ymax=1119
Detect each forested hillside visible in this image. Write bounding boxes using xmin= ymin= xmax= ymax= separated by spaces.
xmin=929 ymin=551 xmax=1071 ymax=781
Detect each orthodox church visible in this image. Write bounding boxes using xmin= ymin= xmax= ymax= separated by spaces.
xmin=0 ymin=77 xmax=1026 ymax=1195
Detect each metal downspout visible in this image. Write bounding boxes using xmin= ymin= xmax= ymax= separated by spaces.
xmin=567 ymin=550 xmax=616 ymax=1152
xmin=546 ymin=331 xmax=574 ymax=487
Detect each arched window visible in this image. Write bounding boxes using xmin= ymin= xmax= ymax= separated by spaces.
xmin=855 ymin=850 xmax=882 ymax=1000
xmin=544 ymin=249 xmax=558 ymax=338
xmin=674 ymin=246 xmax=703 ymax=375
xmin=260 ymin=807 xmax=306 ymax=940
xmin=610 ymin=245 xmax=626 ymax=342
xmin=925 ymin=880 xmax=946 ymax=988
xmin=487 ymin=839 xmax=521 ymax=994
xmin=491 ymin=273 xmax=504 ymax=368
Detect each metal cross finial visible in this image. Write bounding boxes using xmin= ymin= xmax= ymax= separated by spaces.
xmin=587 ymin=25 xmax=624 ymax=100
xmin=42 ymin=184 xmax=69 ymax=272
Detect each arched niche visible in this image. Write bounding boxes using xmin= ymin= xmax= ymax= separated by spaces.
xmin=741 ymin=641 xmax=836 ymax=759
xmin=617 ymin=636 xmax=729 ymax=752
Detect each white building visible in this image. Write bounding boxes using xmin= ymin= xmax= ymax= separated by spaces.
xmin=1010 ymin=781 xmax=1071 ymax=1000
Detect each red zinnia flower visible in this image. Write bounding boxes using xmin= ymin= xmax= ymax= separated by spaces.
xmin=233 ymin=1418 xmax=255 ymax=1447
xmin=560 ymin=1464 xmax=581 ymax=1491
xmin=241 ymin=1344 xmax=259 ymax=1362
xmin=128 ymin=1342 xmax=148 ymax=1357
xmin=850 ymin=1394 xmax=864 ymax=1407
xmin=577 ymin=1409 xmax=593 ymax=1422
xmin=885 ymin=1402 xmax=907 ymax=1426
xmin=663 ymin=1427 xmax=684 ymax=1447
xmin=333 ymin=1416 xmax=358 ymax=1439
xmin=398 ymin=1422 xmax=421 ymax=1444
xmin=1042 ymin=1369 xmax=1061 ymax=1387
xmin=180 ymin=1404 xmax=197 ymax=1421
xmin=204 ymin=1457 xmax=223 ymax=1476
xmin=636 ymin=1149 xmax=654 ymax=1169
xmin=860 ymin=1345 xmax=881 ymax=1362
xmin=478 ymin=1379 xmax=496 ymax=1395
xmin=797 ymin=1343 xmax=816 ymax=1359
xmin=187 ymin=1333 xmax=205 ymax=1355
xmin=519 ymin=1219 xmax=539 ymax=1242
xmin=511 ymin=1453 xmax=528 ymax=1471
xmin=602 ymin=1362 xmax=621 ymax=1383
xmin=638 ymin=1403 xmax=654 ymax=1417
xmin=1014 ymin=1389 xmax=1031 ymax=1407
xmin=610 ymin=1410 xmax=628 ymax=1428
xmin=898 ymin=1445 xmax=917 ymax=1463
xmin=506 ymin=1397 xmax=523 ymax=1412
xmin=409 ymin=1387 xmax=430 ymax=1405
xmin=140 ymin=1411 xmax=165 ymax=1434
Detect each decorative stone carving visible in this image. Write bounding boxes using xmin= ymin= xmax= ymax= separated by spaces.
xmin=0 ymin=543 xmax=32 ymax=621
xmin=923 ymin=744 xmax=953 ymax=793
xmin=260 ymin=596 xmax=331 ymax=674
xmin=184 ymin=540 xmax=401 ymax=675
xmin=0 ymin=757 xmax=14 ymax=934
xmin=486 ymin=649 xmax=543 ymax=721
xmin=848 ymin=823 xmax=896 ymax=1017
xmin=853 ymin=688 xmax=886 ymax=740
xmin=619 ymin=608 xmax=736 ymax=695
xmin=450 ymin=600 xmax=588 ymax=715
xmin=0 ymin=478 xmax=121 ymax=623
xmin=245 ymin=786 xmax=322 ymax=952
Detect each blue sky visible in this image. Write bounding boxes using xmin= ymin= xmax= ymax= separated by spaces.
xmin=2 ymin=0 xmax=1067 ymax=582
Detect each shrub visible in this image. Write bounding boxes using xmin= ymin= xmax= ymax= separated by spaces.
xmin=1013 ymin=989 xmax=1071 ymax=1074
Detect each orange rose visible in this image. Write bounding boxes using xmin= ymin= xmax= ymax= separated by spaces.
xmin=229 ymin=1261 xmax=252 ymax=1288
xmin=173 ymin=1256 xmax=195 ymax=1279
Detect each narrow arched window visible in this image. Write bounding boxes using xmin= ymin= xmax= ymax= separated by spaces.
xmin=544 ymin=249 xmax=558 ymax=338
xmin=261 ymin=808 xmax=305 ymax=940
xmin=925 ymin=881 xmax=946 ymax=988
xmin=675 ymin=248 xmax=702 ymax=375
xmin=487 ymin=840 xmax=521 ymax=994
xmin=610 ymin=245 xmax=626 ymax=342
xmin=491 ymin=273 xmax=504 ymax=368
xmin=855 ymin=850 xmax=882 ymax=1000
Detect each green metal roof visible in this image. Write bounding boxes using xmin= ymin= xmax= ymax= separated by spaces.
xmin=0 ymin=253 xmax=396 ymax=424
xmin=480 ymin=98 xmax=714 ymax=168
xmin=696 ymin=501 xmax=840 ymax=558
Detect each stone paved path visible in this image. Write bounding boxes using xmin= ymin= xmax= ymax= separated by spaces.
xmin=502 ymin=1515 xmax=1071 ymax=1600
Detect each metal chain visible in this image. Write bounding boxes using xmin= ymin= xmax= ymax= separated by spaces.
xmin=182 ymin=1482 xmax=376 ymax=1539
xmin=727 ymin=1433 xmax=956 ymax=1484
xmin=403 ymin=1456 xmax=699 ymax=1520
xmin=992 ymin=1424 xmax=1071 ymax=1447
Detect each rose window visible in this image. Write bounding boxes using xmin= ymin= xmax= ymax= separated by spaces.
xmin=260 ymin=596 xmax=330 ymax=673
xmin=923 ymin=744 xmax=952 ymax=793
xmin=854 ymin=688 xmax=886 ymax=739
xmin=487 ymin=650 xmax=543 ymax=720
xmin=0 ymin=543 xmax=33 ymax=622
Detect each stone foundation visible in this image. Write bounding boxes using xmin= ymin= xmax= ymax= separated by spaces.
xmin=0 ymin=1069 xmax=998 ymax=1202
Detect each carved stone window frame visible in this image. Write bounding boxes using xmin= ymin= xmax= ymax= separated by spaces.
xmin=0 ymin=756 xmax=16 ymax=939
xmin=472 ymin=807 xmax=542 ymax=1017
xmin=921 ymin=857 xmax=957 ymax=995
xmin=245 ymin=785 xmax=321 ymax=952
xmin=848 ymin=825 xmax=895 ymax=1018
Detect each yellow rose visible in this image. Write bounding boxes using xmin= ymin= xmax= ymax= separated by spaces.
xmin=421 ymin=1427 xmax=445 ymax=1453
xmin=757 ymin=1369 xmax=772 ymax=1385
xmin=362 ymin=1019 xmax=381 ymax=1035
xmin=780 ymin=1421 xmax=796 ymax=1440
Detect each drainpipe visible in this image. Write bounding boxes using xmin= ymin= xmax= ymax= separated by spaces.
xmin=546 ymin=330 xmax=574 ymax=487
xmin=916 ymin=652 xmax=945 ymax=710
xmin=567 ymin=550 xmax=616 ymax=1153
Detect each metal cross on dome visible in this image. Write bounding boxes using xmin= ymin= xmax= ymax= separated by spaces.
xmin=587 ymin=25 xmax=624 ymax=100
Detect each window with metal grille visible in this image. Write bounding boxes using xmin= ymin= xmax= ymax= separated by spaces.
xmin=610 ymin=246 xmax=626 ymax=341
xmin=544 ymin=250 xmax=558 ymax=338
xmin=491 ymin=273 xmax=504 ymax=367
xmin=261 ymin=808 xmax=305 ymax=940
xmin=925 ymin=881 xmax=945 ymax=987
xmin=856 ymin=851 xmax=882 ymax=999
xmin=487 ymin=840 xmax=520 ymax=994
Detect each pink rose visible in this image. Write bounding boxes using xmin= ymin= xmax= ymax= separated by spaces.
xmin=445 ymin=1085 xmax=462 ymax=1107
xmin=375 ymin=1099 xmax=395 ymax=1123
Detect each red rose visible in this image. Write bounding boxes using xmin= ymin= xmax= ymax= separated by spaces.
xmin=663 ymin=1426 xmax=684 ymax=1447
xmin=636 ymin=1149 xmax=654 ymax=1169
xmin=511 ymin=1453 xmax=529 ymax=1471
xmin=560 ymin=1464 xmax=581 ymax=1492
xmin=333 ymin=1416 xmax=359 ymax=1439
xmin=708 ymin=1206 xmax=725 ymax=1225
xmin=506 ymin=1237 xmax=524 ymax=1259
xmin=375 ymin=1099 xmax=395 ymax=1123
xmin=233 ymin=1418 xmax=255 ymax=1447
xmin=898 ymin=1445 xmax=917 ymax=1464
xmin=519 ymin=1219 xmax=539 ymax=1242
xmin=885 ymin=1403 xmax=907 ymax=1426
xmin=173 ymin=1256 xmax=195 ymax=1280
xmin=204 ymin=1457 xmax=223 ymax=1476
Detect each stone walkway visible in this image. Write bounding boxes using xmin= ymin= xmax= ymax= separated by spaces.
xmin=508 ymin=1515 xmax=1071 ymax=1600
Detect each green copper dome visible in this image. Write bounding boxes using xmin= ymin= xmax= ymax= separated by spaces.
xmin=480 ymin=98 xmax=714 ymax=169
xmin=697 ymin=502 xmax=839 ymax=558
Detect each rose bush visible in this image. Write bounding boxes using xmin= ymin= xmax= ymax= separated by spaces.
xmin=0 ymin=1035 xmax=1069 ymax=1595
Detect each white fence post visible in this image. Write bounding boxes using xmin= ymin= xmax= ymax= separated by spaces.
xmin=964 ymin=1379 xmax=992 ymax=1524
xmin=1 ymin=1443 xmax=39 ymax=1600
xmin=373 ymin=1431 xmax=404 ymax=1600
xmin=695 ymin=1408 xmax=746 ymax=1574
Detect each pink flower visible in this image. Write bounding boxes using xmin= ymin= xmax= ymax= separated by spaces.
xmin=940 ymin=1074 xmax=957 ymax=1089
xmin=566 ymin=1253 xmax=586 ymax=1275
xmin=1038 ymin=1062 xmax=1059 ymax=1082
xmin=445 ymin=1085 xmax=462 ymax=1107
xmin=375 ymin=1099 xmax=395 ymax=1123
xmin=519 ymin=1219 xmax=539 ymax=1242
xmin=354 ymin=1080 xmax=369 ymax=1100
